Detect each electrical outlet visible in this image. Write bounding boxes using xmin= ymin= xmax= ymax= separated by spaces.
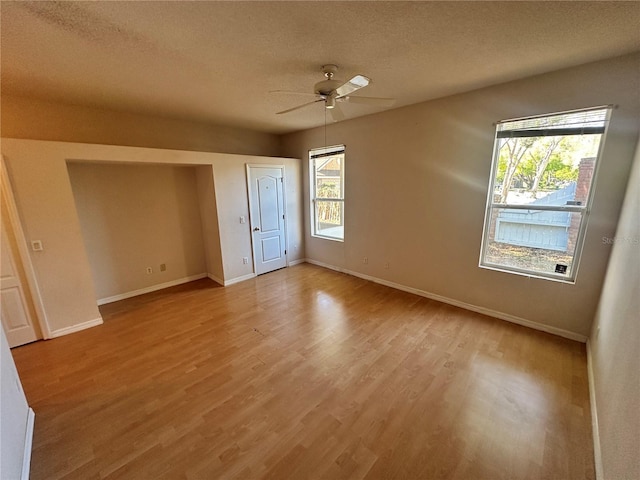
xmin=160 ymin=263 xmax=166 ymax=272
xmin=31 ymin=240 xmax=43 ymax=252
xmin=363 ymin=257 xmax=368 ymax=264
xmin=242 ymin=257 xmax=249 ymax=264
xmin=146 ymin=267 xmax=153 ymax=274
xmin=384 ymin=262 xmax=390 ymax=269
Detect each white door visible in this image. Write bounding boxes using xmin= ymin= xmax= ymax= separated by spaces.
xmin=1 ymin=210 xmax=40 ymax=347
xmin=247 ymin=166 xmax=287 ymax=275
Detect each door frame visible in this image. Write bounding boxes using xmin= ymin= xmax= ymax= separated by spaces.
xmin=245 ymin=164 xmax=289 ymax=274
xmin=1 ymin=156 xmax=51 ymax=340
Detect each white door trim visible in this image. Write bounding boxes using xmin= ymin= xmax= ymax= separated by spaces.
xmin=1 ymin=156 xmax=51 ymax=339
xmin=246 ymin=164 xmax=289 ymax=274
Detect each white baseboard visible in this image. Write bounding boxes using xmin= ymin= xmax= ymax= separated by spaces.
xmin=97 ymin=274 xmax=208 ymax=305
xmin=222 ymin=261 xmax=304 ymax=285
xmin=586 ymin=340 xmax=603 ymax=480
xmin=21 ymin=408 xmax=35 ymax=480
xmin=304 ymin=258 xmax=587 ymax=343
xmin=224 ymin=272 xmax=256 ymax=286
xmin=50 ymin=317 xmax=103 ymax=338
xmin=207 ymin=273 xmax=224 ymax=286
xmin=304 ymin=258 xmax=343 ymax=272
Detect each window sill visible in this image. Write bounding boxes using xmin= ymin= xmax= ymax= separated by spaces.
xmin=479 ymin=263 xmax=577 ymax=284
xmin=311 ymin=234 xmax=344 ymax=243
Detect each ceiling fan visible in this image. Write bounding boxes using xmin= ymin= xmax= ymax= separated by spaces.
xmin=273 ymin=64 xmax=395 ymax=121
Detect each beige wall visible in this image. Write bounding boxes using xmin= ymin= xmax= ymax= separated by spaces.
xmin=67 ymin=163 xmax=207 ymax=300
xmin=211 ymin=156 xmax=304 ymax=282
xmin=589 ymin=138 xmax=639 ymax=480
xmin=196 ymin=166 xmax=224 ymax=283
xmin=1 ymin=139 xmax=302 ymax=334
xmin=1 ymin=94 xmax=281 ymax=157
xmin=1 ymin=142 xmax=102 ymax=333
xmin=282 ymin=53 xmax=640 ymax=338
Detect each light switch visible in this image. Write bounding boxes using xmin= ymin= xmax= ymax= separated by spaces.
xmin=240 ymin=215 xmax=246 ymax=224
xmin=31 ymin=240 xmax=43 ymax=252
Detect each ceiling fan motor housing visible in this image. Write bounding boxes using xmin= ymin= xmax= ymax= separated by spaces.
xmin=314 ymin=79 xmax=342 ymax=96
xmin=314 ymin=64 xmax=341 ymax=96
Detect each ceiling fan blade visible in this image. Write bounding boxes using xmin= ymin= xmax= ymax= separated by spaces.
xmin=341 ymin=96 xmax=396 ymax=107
xmin=276 ymin=98 xmax=324 ymax=115
xmin=329 ymin=103 xmax=345 ymax=122
xmin=269 ymin=90 xmax=320 ymax=97
xmin=335 ymin=74 xmax=370 ymax=98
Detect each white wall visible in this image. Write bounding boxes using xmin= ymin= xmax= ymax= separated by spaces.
xmin=1 ymin=139 xmax=303 ymax=335
xmin=282 ymin=53 xmax=640 ymax=339
xmin=588 ymin=137 xmax=640 ymax=480
xmin=0 ymin=327 xmax=33 ymax=480
xmin=67 ymin=163 xmax=207 ymax=300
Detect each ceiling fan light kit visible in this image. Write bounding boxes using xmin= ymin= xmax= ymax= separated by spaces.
xmin=325 ymin=96 xmax=336 ymax=109
xmin=274 ymin=64 xmax=396 ymax=121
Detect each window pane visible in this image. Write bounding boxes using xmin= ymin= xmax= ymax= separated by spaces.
xmin=310 ymin=146 xmax=345 ymax=241
xmin=315 ymin=200 xmax=344 ymax=239
xmin=315 ymin=156 xmax=343 ymax=199
xmin=481 ymin=107 xmax=611 ymax=282
xmin=494 ymin=134 xmax=601 ymax=206
xmin=484 ymin=207 xmax=584 ymax=278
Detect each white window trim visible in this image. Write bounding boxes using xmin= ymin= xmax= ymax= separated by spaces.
xmin=479 ymin=106 xmax=612 ymax=283
xmin=310 ymin=145 xmax=345 ymax=242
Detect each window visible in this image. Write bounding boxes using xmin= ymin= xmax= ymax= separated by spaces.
xmin=480 ymin=106 xmax=611 ymax=282
xmin=310 ymin=145 xmax=345 ymax=241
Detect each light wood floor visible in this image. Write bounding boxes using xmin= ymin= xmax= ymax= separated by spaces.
xmin=12 ymin=263 xmax=594 ymax=480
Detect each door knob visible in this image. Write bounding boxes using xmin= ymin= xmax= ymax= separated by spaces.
xmin=253 ymin=227 xmax=260 ymax=232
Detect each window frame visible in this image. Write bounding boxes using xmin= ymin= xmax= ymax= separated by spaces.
xmin=479 ymin=106 xmax=612 ymax=283
xmin=309 ymin=145 xmax=345 ymax=242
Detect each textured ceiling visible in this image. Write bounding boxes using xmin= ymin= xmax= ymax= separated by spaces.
xmin=2 ymin=1 xmax=639 ymax=134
